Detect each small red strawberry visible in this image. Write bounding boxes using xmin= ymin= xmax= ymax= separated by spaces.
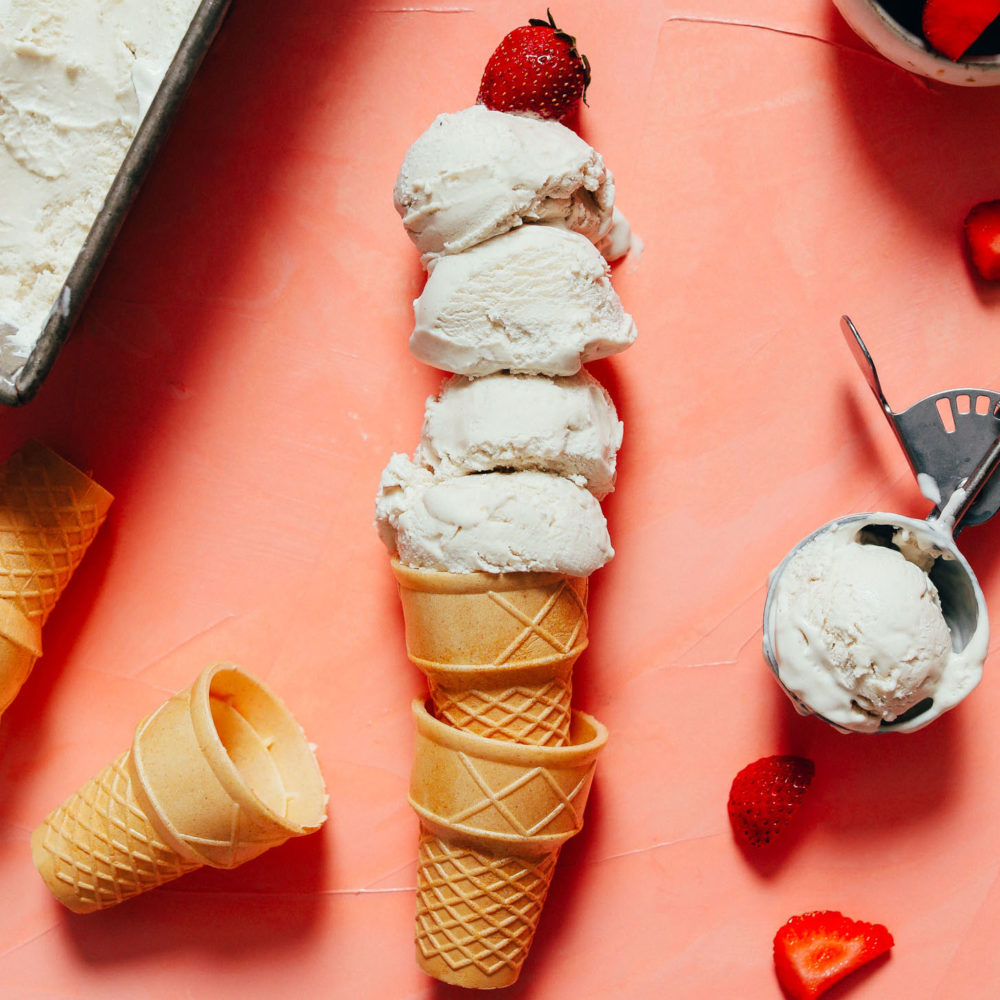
xmin=774 ymin=911 xmax=894 ymax=999
xmin=922 ymin=0 xmax=1000 ymax=61
xmin=477 ymin=9 xmax=591 ymax=122
xmin=965 ymin=200 xmax=1000 ymax=281
xmin=727 ymin=755 xmax=814 ymax=848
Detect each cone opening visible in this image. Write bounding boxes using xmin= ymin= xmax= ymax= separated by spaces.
xmin=2 ymin=441 xmax=114 ymax=519
xmin=200 ymin=664 xmax=327 ymax=832
xmin=392 ymin=557 xmax=582 ymax=594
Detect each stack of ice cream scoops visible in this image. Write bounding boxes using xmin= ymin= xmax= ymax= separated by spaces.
xmin=374 ymin=30 xmax=638 ymax=986
xmin=0 ymin=0 xmax=204 ymax=364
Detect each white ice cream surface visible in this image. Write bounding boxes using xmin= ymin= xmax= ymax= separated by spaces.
xmin=595 ymin=206 xmax=634 ymax=262
xmin=375 ymin=458 xmax=613 ymax=575
xmin=770 ymin=518 xmax=985 ymax=733
xmin=413 ymin=370 xmax=623 ymax=499
xmin=410 ymin=224 xmax=636 ymax=377
xmin=393 ymin=105 xmax=615 ymax=265
xmin=0 ymin=0 xmax=200 ymax=359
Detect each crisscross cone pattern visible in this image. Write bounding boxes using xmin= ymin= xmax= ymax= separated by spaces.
xmin=32 ymin=750 xmax=201 ymax=913
xmin=415 ymin=830 xmax=560 ymax=988
xmin=393 ymin=561 xmax=588 ymax=746
xmin=409 ymin=702 xmax=607 ymax=989
xmin=0 ymin=442 xmax=112 ymax=625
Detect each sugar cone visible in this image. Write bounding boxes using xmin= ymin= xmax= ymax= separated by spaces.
xmin=409 ymin=698 xmax=607 ymax=989
xmin=392 ymin=559 xmax=588 ymax=746
xmin=0 ymin=441 xmax=113 ymax=625
xmin=32 ymin=662 xmax=328 ymax=913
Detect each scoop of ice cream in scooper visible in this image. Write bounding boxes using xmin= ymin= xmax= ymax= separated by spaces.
xmin=762 ymin=318 xmax=998 ymax=733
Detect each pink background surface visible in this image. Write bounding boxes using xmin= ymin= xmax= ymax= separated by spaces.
xmin=2 ymin=1 xmax=1000 ymax=996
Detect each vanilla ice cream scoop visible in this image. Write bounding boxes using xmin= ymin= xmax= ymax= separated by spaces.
xmin=393 ymin=105 xmax=615 ymax=264
xmin=764 ymin=514 xmax=988 ymax=733
xmin=410 ymin=225 xmax=636 ymax=376
xmin=375 ymin=457 xmax=613 ymax=575
xmin=413 ymin=371 xmax=623 ymax=499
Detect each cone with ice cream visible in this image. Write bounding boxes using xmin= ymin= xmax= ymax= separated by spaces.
xmin=378 ymin=372 xmax=621 ymax=745
xmin=392 ymin=558 xmax=588 ymax=746
xmin=409 ymin=698 xmax=607 ymax=988
xmin=383 ymin=30 xmax=634 ymax=984
xmin=32 ymin=661 xmax=327 ymax=913
xmin=0 ymin=441 xmax=112 ymax=715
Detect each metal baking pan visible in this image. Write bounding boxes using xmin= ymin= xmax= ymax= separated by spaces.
xmin=0 ymin=0 xmax=233 ymax=407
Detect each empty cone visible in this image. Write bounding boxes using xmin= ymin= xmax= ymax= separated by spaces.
xmin=392 ymin=559 xmax=588 ymax=746
xmin=0 ymin=441 xmax=113 ymax=625
xmin=0 ymin=442 xmax=111 ymax=714
xmin=32 ymin=662 xmax=327 ymax=913
xmin=408 ymin=698 xmax=607 ymax=989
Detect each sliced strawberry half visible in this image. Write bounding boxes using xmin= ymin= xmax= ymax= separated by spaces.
xmin=922 ymin=0 xmax=1000 ymax=61
xmin=727 ymin=755 xmax=814 ymax=848
xmin=965 ymin=200 xmax=1000 ymax=280
xmin=774 ymin=911 xmax=894 ymax=999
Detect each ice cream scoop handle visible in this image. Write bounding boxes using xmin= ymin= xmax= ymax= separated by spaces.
xmin=936 ymin=430 xmax=1000 ymax=533
xmin=841 ymin=316 xmax=894 ymax=420
xmin=840 ymin=315 xmax=924 ymax=475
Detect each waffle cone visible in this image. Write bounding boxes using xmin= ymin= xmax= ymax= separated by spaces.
xmin=0 ymin=441 xmax=113 ymax=626
xmin=408 ymin=699 xmax=607 ymax=989
xmin=392 ymin=559 xmax=588 ymax=746
xmin=0 ymin=442 xmax=110 ymax=715
xmin=32 ymin=662 xmax=327 ymax=913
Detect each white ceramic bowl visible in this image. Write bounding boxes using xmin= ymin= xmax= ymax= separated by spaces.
xmin=833 ymin=0 xmax=1000 ymax=86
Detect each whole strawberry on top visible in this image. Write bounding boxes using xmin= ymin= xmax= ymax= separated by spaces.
xmin=477 ymin=9 xmax=591 ymax=123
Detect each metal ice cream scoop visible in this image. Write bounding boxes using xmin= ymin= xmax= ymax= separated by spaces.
xmin=762 ymin=317 xmax=999 ymax=733
xmin=842 ymin=315 xmax=1000 ymax=529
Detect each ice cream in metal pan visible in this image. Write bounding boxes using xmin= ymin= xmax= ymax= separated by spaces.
xmin=0 ymin=0 xmax=232 ymax=406
xmin=763 ymin=317 xmax=1000 ymax=733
